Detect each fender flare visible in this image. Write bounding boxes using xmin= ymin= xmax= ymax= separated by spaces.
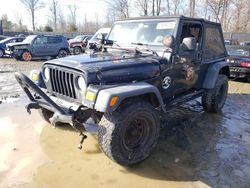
xmin=94 ymin=82 xmax=166 ymax=113
xmin=202 ymin=61 xmax=229 ymax=89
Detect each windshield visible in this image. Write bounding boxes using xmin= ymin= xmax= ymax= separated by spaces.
xmin=227 ymin=48 xmax=250 ymax=56
xmin=74 ymin=35 xmax=85 ymax=41
xmin=23 ymin=35 xmax=36 ymax=43
xmin=108 ymin=20 xmax=176 ymax=47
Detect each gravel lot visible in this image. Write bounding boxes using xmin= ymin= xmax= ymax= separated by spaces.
xmin=0 ymin=57 xmax=43 ymax=99
xmin=0 ymin=57 xmax=250 ymax=188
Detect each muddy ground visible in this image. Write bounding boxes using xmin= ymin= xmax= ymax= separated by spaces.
xmin=0 ymin=57 xmax=250 ymax=188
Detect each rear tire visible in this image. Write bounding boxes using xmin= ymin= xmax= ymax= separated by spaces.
xmin=57 ymin=49 xmax=68 ymax=58
xmin=202 ymin=74 xmax=228 ymax=113
xmin=98 ymin=100 xmax=160 ymax=165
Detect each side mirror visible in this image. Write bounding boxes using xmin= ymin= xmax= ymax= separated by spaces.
xmin=96 ymin=33 xmax=105 ymax=44
xmin=181 ymin=37 xmax=197 ymax=51
xmin=163 ymin=35 xmax=174 ymax=48
xmin=96 ymin=33 xmax=113 ymax=46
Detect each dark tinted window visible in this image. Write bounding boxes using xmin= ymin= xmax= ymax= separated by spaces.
xmin=16 ymin=38 xmax=24 ymax=42
xmin=48 ymin=36 xmax=62 ymax=44
xmin=203 ymin=26 xmax=225 ymax=60
xmin=34 ymin=36 xmax=48 ymax=44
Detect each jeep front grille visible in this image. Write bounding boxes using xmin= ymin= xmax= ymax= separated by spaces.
xmin=49 ymin=68 xmax=77 ymax=99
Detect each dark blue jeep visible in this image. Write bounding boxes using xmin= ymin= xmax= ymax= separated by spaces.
xmin=6 ymin=35 xmax=69 ymax=61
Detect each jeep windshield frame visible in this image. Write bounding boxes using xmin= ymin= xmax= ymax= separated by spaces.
xmin=107 ymin=18 xmax=178 ymax=49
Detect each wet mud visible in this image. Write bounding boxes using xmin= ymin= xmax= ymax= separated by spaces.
xmin=0 ymin=57 xmax=250 ymax=188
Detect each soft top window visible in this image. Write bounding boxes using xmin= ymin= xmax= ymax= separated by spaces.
xmin=203 ymin=25 xmax=226 ymax=60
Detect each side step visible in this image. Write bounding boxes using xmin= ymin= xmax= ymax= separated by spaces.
xmin=166 ymin=90 xmax=204 ymax=110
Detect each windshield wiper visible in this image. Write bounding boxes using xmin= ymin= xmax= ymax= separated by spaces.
xmin=131 ymin=42 xmax=158 ymax=56
xmin=131 ymin=42 xmax=148 ymax=46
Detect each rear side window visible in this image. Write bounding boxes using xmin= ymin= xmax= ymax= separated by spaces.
xmin=203 ymin=26 xmax=226 ymax=60
xmin=48 ymin=36 xmax=62 ymax=44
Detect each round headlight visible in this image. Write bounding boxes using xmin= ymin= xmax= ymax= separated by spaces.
xmin=78 ymin=76 xmax=86 ymax=92
xmin=44 ymin=67 xmax=50 ymax=81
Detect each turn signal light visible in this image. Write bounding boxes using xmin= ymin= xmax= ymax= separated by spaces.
xmin=109 ymin=96 xmax=119 ymax=107
xmin=240 ymin=62 xmax=250 ymax=68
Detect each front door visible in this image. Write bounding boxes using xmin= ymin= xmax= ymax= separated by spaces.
xmin=32 ymin=36 xmax=49 ymax=56
xmin=172 ymin=21 xmax=203 ymax=97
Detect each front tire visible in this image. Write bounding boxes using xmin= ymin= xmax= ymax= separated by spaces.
xmin=202 ymin=74 xmax=228 ymax=113
xmin=22 ymin=51 xmax=32 ymax=61
xmin=98 ymin=100 xmax=160 ymax=165
xmin=73 ymin=46 xmax=82 ymax=55
xmin=0 ymin=49 xmax=4 ymax=57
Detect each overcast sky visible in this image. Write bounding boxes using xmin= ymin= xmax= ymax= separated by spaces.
xmin=0 ymin=0 xmax=107 ymax=29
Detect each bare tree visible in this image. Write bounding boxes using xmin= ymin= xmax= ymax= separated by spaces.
xmin=67 ymin=4 xmax=78 ymax=32
xmin=172 ymin=0 xmax=181 ymax=15
xmin=135 ymin=0 xmax=151 ymax=16
xmin=165 ymin=0 xmax=171 ymax=15
xmin=189 ymin=0 xmax=196 ymax=17
xmin=105 ymin=0 xmax=130 ymax=19
xmin=151 ymin=0 xmax=162 ymax=16
xmin=152 ymin=0 xmax=155 ymax=15
xmin=58 ymin=8 xmax=66 ymax=32
xmin=206 ymin=0 xmax=223 ymax=21
xmin=155 ymin=0 xmax=161 ymax=15
xmin=242 ymin=2 xmax=250 ymax=31
xmin=68 ymin=4 xmax=77 ymax=26
xmin=48 ymin=0 xmax=59 ymax=32
xmin=20 ymin=0 xmax=43 ymax=32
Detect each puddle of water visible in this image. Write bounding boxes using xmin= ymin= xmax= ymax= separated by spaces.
xmin=0 ymin=83 xmax=250 ymax=188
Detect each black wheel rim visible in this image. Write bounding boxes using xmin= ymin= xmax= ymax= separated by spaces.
xmin=59 ymin=50 xmax=67 ymax=58
xmin=123 ymin=114 xmax=151 ymax=150
xmin=74 ymin=48 xmax=81 ymax=54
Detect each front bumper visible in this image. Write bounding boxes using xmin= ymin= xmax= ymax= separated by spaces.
xmin=229 ymin=67 xmax=250 ymax=78
xmin=15 ymin=72 xmax=95 ymax=128
xmin=5 ymin=49 xmax=13 ymax=56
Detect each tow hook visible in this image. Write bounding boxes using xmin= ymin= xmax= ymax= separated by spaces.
xmin=26 ymin=102 xmax=40 ymax=114
xmin=78 ymin=132 xmax=88 ymax=150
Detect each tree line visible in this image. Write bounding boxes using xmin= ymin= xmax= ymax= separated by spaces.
xmin=1 ymin=0 xmax=250 ymax=33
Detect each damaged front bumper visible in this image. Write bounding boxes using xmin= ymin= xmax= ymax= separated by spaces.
xmin=15 ymin=72 xmax=97 ymax=131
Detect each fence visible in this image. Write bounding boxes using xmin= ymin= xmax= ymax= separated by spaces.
xmin=223 ymin=33 xmax=250 ymax=42
xmin=2 ymin=31 xmax=94 ymax=39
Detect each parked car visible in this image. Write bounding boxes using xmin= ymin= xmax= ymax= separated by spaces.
xmin=224 ymin=38 xmax=239 ymax=46
xmin=240 ymin=41 xmax=250 ymax=46
xmin=226 ymin=45 xmax=250 ymax=80
xmin=0 ymin=37 xmax=25 ymax=57
xmin=15 ymin=16 xmax=229 ymax=166
xmin=6 ymin=35 xmax=69 ymax=61
xmin=68 ymin=35 xmax=93 ymax=55
xmin=87 ymin=28 xmax=110 ymax=49
xmin=0 ymin=35 xmax=8 ymax=41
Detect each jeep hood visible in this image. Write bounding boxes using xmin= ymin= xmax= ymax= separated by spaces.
xmin=44 ymin=52 xmax=163 ymax=83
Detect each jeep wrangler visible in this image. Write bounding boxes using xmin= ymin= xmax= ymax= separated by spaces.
xmin=7 ymin=35 xmax=69 ymax=61
xmin=15 ymin=16 xmax=229 ymax=165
